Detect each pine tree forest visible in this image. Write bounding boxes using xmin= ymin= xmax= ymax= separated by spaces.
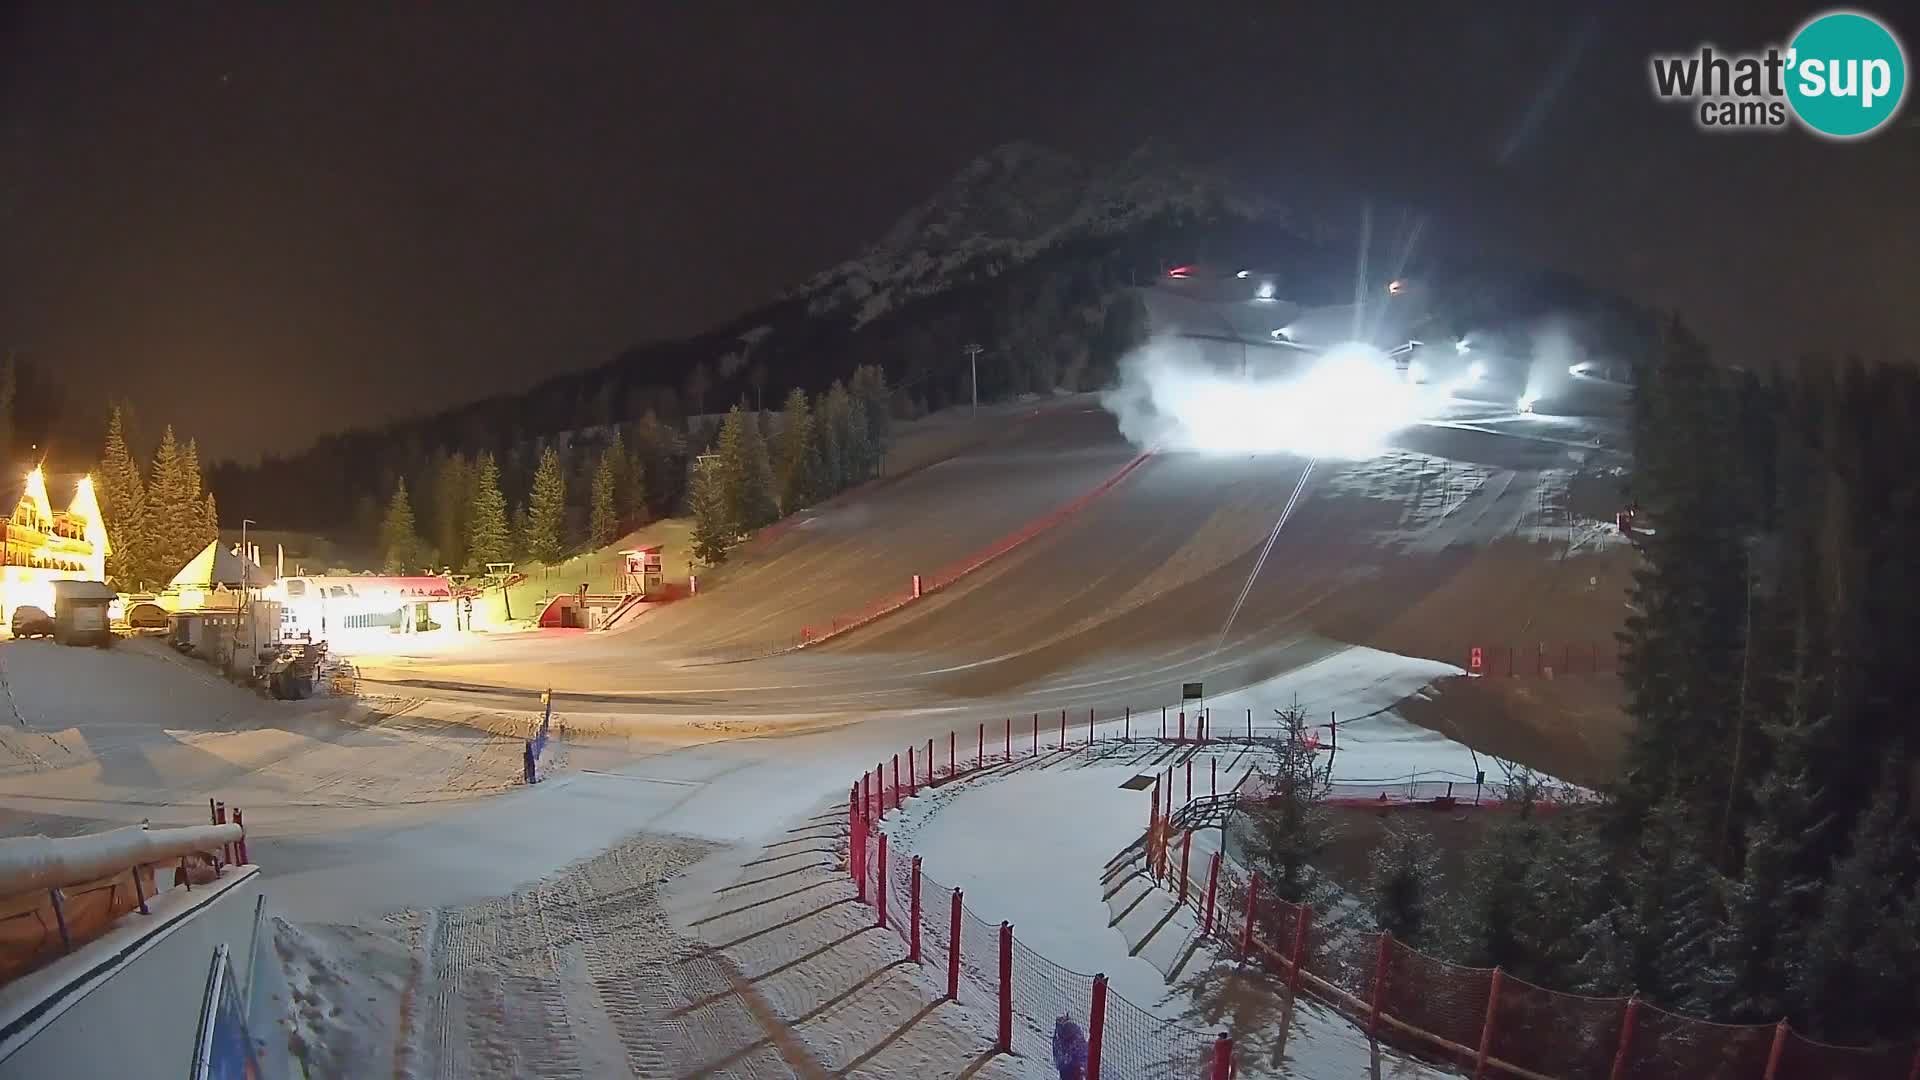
xmin=1268 ymin=324 xmax=1920 ymax=1049
xmin=94 ymin=407 xmax=222 ymax=590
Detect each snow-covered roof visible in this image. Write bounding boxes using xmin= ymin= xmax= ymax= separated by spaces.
xmin=169 ymin=540 xmax=275 ymax=589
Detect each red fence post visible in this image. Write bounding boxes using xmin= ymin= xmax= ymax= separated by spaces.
xmin=1211 ymin=757 xmax=1217 ymax=796
xmin=1288 ymin=904 xmax=1312 ymax=995
xmin=1607 ymin=996 xmax=1640 ymax=1080
xmin=1203 ymin=851 xmax=1221 ymax=935
xmin=947 ymin=888 xmax=963 ymax=1001
xmin=1369 ymin=932 xmax=1392 ymax=1037
xmin=1186 ymin=758 xmax=1193 ymax=805
xmin=876 ymin=834 xmax=890 ymax=930
xmin=864 ymin=771 xmax=873 ymax=820
xmin=1473 ymin=968 xmax=1504 ymax=1079
xmin=892 ymin=755 xmax=901 ymax=810
xmin=1150 ymin=780 xmax=1161 ymax=833
xmin=1211 ymin=1033 xmax=1233 ymax=1080
xmin=908 ymin=746 xmax=916 ymax=794
xmin=851 ymin=785 xmax=867 ymax=902
xmin=997 ymin=922 xmax=1013 ymax=1053
xmin=927 ymin=738 xmax=934 ymax=784
xmin=1179 ymin=832 xmax=1193 ymax=905
xmin=1087 ymin=973 xmax=1109 ymax=1080
xmin=1240 ymin=872 xmax=1261 ymax=958
xmin=909 ymin=856 xmax=923 ymax=964
xmin=1763 ymin=1019 xmax=1790 ymax=1080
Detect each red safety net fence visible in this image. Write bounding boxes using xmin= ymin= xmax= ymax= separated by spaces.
xmin=1153 ymin=819 xmax=1920 ymax=1080
xmin=846 ymin=732 xmax=1234 ymax=1079
xmin=845 ymin=719 xmax=1917 ymax=1080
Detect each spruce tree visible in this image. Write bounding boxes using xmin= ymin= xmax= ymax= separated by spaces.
xmin=712 ymin=407 xmax=753 ymax=534
xmin=1793 ymin=770 xmax=1917 ymax=1043
xmin=202 ymin=492 xmax=220 ymax=560
xmin=1369 ymin=822 xmax=1439 ymax=944
xmin=510 ymin=503 xmax=532 ymax=561
xmin=589 ymin=447 xmax=620 ymax=547
xmin=687 ymin=457 xmax=733 ymax=565
xmin=1239 ymin=707 xmax=1336 ymax=903
xmin=431 ymin=452 xmax=472 ymax=573
xmin=181 ymin=438 xmax=208 ymax=550
xmin=631 ymin=411 xmax=672 ymax=515
xmin=379 ymin=478 xmax=424 ymax=573
xmin=525 ymin=446 xmax=567 ymax=563
xmin=849 ymin=364 xmax=893 ymax=472
xmin=99 ymin=406 xmax=149 ymax=589
xmin=735 ymin=407 xmax=779 ymax=529
xmin=465 ymin=452 xmax=511 ymax=571
xmin=602 ymin=429 xmax=641 ymax=523
xmin=1621 ymin=799 xmax=1726 ymax=1013
xmin=147 ymin=426 xmax=193 ymax=582
xmin=776 ymin=388 xmax=817 ymax=514
xmin=818 ymin=382 xmax=855 ymax=495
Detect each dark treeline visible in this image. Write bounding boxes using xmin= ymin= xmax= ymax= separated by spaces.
xmin=1285 ymin=324 xmax=1920 ymax=1047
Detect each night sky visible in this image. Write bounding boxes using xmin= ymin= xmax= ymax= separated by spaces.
xmin=3 ymin=2 xmax=1916 ymax=462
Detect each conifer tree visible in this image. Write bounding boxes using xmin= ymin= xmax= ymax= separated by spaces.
xmin=849 ymin=364 xmax=893 ymax=472
xmin=687 ymin=457 xmax=733 ymax=566
xmin=1621 ymin=799 xmax=1726 ymax=1014
xmin=432 ymin=452 xmax=472 ymax=573
xmin=589 ymin=447 xmax=620 ymax=547
xmin=1793 ymin=770 xmax=1917 ymax=1043
xmin=379 ymin=478 xmax=424 ymax=573
xmin=631 ymin=411 xmax=672 ymax=515
xmin=99 ymin=406 xmax=149 ymax=588
xmin=465 ymin=452 xmax=511 ymax=571
xmin=731 ymin=406 xmax=779 ymax=529
xmin=776 ymin=388 xmax=817 ymax=513
xmin=201 ymin=492 xmax=220 ymax=559
xmin=602 ymin=429 xmax=642 ymax=523
xmin=1369 ymin=822 xmax=1439 ymax=945
xmin=1239 ymin=707 xmax=1335 ymax=903
xmin=146 ymin=426 xmax=194 ymax=581
xmin=525 ymin=446 xmax=567 ymax=563
xmin=813 ymin=385 xmax=846 ymax=497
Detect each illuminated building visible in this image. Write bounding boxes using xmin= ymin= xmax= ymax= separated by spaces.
xmin=1 ymin=469 xmax=110 ymax=623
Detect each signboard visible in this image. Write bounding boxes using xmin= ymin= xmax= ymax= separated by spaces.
xmin=1469 ymin=647 xmax=1484 ymax=675
xmin=1181 ymin=682 xmax=1203 ymax=701
xmin=191 ymin=943 xmax=262 ymax=1079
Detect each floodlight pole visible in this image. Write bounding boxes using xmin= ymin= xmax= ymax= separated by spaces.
xmin=964 ymin=343 xmax=982 ymax=415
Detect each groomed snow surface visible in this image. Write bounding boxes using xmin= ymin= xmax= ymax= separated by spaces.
xmin=874 ymin=652 xmax=1484 ymax=1079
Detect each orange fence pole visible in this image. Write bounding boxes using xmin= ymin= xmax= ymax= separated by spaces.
xmin=1288 ymin=905 xmax=1312 ymax=995
xmin=1473 ymin=968 xmax=1504 ymax=1079
xmin=1763 ymin=1019 xmax=1790 ymax=1080
xmin=1179 ymin=832 xmax=1193 ymax=905
xmin=876 ymin=834 xmax=889 ymax=930
xmin=946 ymin=888 xmax=963 ymax=1001
xmin=909 ymin=856 xmax=922 ymax=964
xmin=1211 ymin=1033 xmax=1233 ymax=1080
xmin=997 ymin=922 xmax=1013 ymax=1053
xmin=1608 ymin=996 xmax=1639 ymax=1080
xmin=1203 ymin=852 xmax=1221 ymax=935
xmin=1087 ymin=974 xmax=1109 ymax=1080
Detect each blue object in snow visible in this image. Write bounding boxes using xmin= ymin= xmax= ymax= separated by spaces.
xmin=1052 ymin=1015 xmax=1088 ymax=1080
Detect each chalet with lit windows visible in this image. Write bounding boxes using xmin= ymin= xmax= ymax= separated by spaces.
xmin=1 ymin=468 xmax=110 ymax=622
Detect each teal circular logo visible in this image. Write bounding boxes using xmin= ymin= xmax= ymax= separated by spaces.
xmin=1786 ymin=10 xmax=1907 ymax=138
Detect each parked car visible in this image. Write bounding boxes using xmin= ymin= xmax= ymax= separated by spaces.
xmin=10 ymin=605 xmax=54 ymax=639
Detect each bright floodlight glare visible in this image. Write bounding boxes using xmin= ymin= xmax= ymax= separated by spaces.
xmin=1388 ymin=279 xmax=1404 ymax=295
xmin=1255 ymin=280 xmax=1276 ymax=300
xmin=1519 ymin=394 xmax=1537 ymax=414
xmin=1467 ymin=360 xmax=1487 ymax=382
xmin=1271 ymin=326 xmax=1293 ymax=339
xmin=1454 ymin=338 xmax=1472 ymax=355
xmin=1569 ymin=362 xmax=1591 ymax=376
xmin=1236 ymin=269 xmax=1250 ymax=279
xmin=1101 ymin=339 xmax=1444 ymax=461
